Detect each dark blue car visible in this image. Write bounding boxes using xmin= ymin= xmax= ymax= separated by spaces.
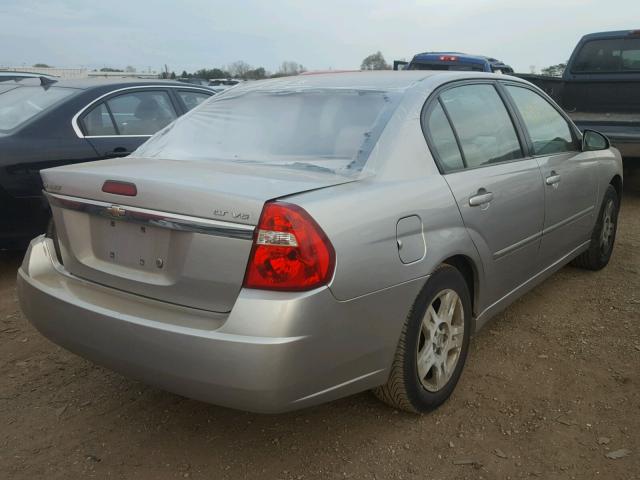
xmin=0 ymin=77 xmax=213 ymax=249
xmin=394 ymin=52 xmax=514 ymax=73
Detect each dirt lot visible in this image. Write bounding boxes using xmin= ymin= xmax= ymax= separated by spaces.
xmin=1 ymin=176 xmax=639 ymax=480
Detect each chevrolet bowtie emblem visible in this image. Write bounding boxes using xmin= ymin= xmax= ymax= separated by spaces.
xmin=106 ymin=205 xmax=126 ymax=217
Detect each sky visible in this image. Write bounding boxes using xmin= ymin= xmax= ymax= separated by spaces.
xmin=1 ymin=0 xmax=639 ymax=74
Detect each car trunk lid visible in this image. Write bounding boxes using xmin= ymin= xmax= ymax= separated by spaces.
xmin=42 ymin=157 xmax=354 ymax=312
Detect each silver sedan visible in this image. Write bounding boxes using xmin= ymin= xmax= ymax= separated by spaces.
xmin=17 ymin=71 xmax=622 ymax=413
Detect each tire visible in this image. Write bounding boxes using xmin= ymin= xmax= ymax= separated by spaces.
xmin=571 ymin=185 xmax=619 ymax=271
xmin=373 ymin=264 xmax=472 ymax=413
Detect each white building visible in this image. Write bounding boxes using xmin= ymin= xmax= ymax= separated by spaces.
xmin=1 ymin=66 xmax=160 ymax=80
xmin=87 ymin=71 xmax=159 ymax=79
xmin=0 ymin=66 xmax=88 ymax=79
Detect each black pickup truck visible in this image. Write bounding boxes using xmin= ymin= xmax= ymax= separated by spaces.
xmin=515 ymin=29 xmax=640 ymax=159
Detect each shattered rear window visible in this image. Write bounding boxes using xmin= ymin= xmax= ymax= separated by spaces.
xmin=134 ymin=87 xmax=401 ymax=174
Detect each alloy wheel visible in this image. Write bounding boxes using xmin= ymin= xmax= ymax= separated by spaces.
xmin=600 ymin=199 xmax=615 ymax=254
xmin=416 ymin=289 xmax=465 ymax=392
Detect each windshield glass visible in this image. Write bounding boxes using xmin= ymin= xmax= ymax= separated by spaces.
xmin=572 ymin=37 xmax=640 ymax=73
xmin=0 ymin=85 xmax=76 ymax=132
xmin=134 ymin=87 xmax=400 ymax=174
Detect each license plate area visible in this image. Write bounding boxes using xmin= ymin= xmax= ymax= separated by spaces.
xmin=91 ymin=216 xmax=171 ymax=272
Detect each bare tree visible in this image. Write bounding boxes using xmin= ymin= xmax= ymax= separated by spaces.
xmin=274 ymin=61 xmax=305 ymax=77
xmin=227 ymin=61 xmax=253 ymax=79
xmin=540 ymin=62 xmax=567 ymax=77
xmin=360 ymin=51 xmax=390 ymax=70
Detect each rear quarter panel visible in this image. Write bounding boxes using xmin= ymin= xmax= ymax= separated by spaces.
xmin=290 ymin=174 xmax=484 ymax=313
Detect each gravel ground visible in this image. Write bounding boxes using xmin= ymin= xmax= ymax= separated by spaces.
xmin=1 ymin=174 xmax=639 ymax=480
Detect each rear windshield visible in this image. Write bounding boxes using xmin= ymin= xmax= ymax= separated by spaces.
xmin=0 ymin=84 xmax=18 ymax=95
xmin=572 ymin=37 xmax=640 ymax=73
xmin=0 ymin=85 xmax=76 ymax=132
xmin=134 ymin=88 xmax=400 ymax=173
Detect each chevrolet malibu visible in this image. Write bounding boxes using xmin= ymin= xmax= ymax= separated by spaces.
xmin=17 ymin=72 xmax=622 ymax=413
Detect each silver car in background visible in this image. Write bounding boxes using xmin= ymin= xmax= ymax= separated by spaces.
xmin=17 ymin=71 xmax=622 ymax=413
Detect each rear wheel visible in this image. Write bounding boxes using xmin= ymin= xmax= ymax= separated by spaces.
xmin=373 ymin=264 xmax=471 ymax=413
xmin=571 ymin=185 xmax=619 ymax=271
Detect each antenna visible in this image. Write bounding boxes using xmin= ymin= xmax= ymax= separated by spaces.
xmin=39 ymin=76 xmax=57 ymax=87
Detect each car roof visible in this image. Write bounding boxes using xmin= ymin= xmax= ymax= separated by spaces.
xmin=231 ymin=71 xmax=442 ymax=91
xmin=581 ymin=29 xmax=640 ymax=40
xmin=228 ymin=70 xmax=523 ymax=92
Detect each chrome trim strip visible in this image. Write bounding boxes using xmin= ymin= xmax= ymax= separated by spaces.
xmin=493 ymin=230 xmax=542 ymax=259
xmin=476 ymin=240 xmax=591 ymax=331
xmin=84 ymin=134 xmax=153 ymax=139
xmin=71 ymin=85 xmax=213 ymax=138
xmin=492 ymin=205 xmax=595 ymax=260
xmin=46 ymin=192 xmax=255 ymax=240
xmin=542 ymin=205 xmax=594 ymax=236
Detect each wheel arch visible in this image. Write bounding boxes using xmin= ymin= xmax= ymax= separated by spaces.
xmin=610 ymin=174 xmax=623 ymax=204
xmin=441 ymin=254 xmax=479 ymax=321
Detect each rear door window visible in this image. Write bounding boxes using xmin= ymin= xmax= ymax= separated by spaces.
xmin=439 ymin=84 xmax=522 ymax=168
xmin=177 ymin=90 xmax=211 ymax=111
xmin=424 ymin=102 xmax=464 ymax=171
xmin=505 ymin=85 xmax=576 ymax=155
xmin=82 ymin=103 xmax=117 ymax=136
xmin=106 ymin=90 xmax=177 ymax=135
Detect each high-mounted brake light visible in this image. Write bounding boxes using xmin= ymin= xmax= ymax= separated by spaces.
xmin=102 ymin=180 xmax=137 ymax=196
xmin=439 ymin=55 xmax=458 ymax=62
xmin=243 ymin=202 xmax=335 ymax=291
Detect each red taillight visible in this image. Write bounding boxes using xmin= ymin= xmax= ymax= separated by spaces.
xmin=243 ymin=202 xmax=335 ymax=291
xmin=102 ymin=180 xmax=137 ymax=196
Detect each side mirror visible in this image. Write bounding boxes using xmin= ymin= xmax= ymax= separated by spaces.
xmin=582 ymin=129 xmax=610 ymax=152
xmin=393 ymin=60 xmax=409 ymax=71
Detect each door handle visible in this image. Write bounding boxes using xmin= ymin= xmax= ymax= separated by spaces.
xmin=469 ymin=190 xmax=494 ymax=207
xmin=104 ymin=147 xmax=130 ymax=158
xmin=546 ymin=172 xmax=561 ymax=185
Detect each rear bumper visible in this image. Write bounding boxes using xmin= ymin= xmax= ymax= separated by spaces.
xmin=17 ymin=236 xmax=424 ymax=413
